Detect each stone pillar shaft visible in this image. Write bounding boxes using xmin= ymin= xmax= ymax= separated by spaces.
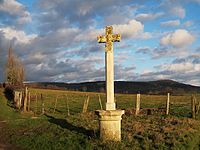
xmin=105 ymin=48 xmax=115 ymax=110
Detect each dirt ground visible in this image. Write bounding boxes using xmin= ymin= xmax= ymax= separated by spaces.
xmin=0 ymin=121 xmax=22 ymax=150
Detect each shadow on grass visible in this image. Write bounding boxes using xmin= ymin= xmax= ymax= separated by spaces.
xmin=45 ymin=114 xmax=97 ymax=139
xmin=4 ymin=86 xmax=14 ymax=102
xmin=3 ymin=86 xmax=16 ymax=109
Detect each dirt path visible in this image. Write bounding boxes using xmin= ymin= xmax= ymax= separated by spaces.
xmin=0 ymin=121 xmax=23 ymax=150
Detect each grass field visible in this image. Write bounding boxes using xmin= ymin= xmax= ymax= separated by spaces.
xmin=0 ymin=88 xmax=200 ymax=150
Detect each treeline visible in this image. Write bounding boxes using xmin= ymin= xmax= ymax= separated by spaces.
xmin=25 ymin=80 xmax=200 ymax=95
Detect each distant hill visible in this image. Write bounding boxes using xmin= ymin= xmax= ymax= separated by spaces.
xmin=26 ymin=80 xmax=200 ymax=95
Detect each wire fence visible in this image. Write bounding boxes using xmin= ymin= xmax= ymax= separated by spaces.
xmin=24 ymin=90 xmax=200 ymax=119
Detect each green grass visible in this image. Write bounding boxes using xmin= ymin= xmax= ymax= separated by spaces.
xmin=0 ymin=88 xmax=200 ymax=150
xmin=0 ymin=88 xmax=21 ymax=120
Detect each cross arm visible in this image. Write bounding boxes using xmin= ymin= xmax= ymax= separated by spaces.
xmin=97 ymin=35 xmax=106 ymax=43
xmin=112 ymin=34 xmax=121 ymax=42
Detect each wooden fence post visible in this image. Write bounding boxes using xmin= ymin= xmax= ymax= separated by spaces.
xmin=65 ymin=95 xmax=70 ymax=116
xmin=82 ymin=96 xmax=86 ymax=113
xmin=42 ymin=103 xmax=45 ymax=114
xmin=191 ymin=94 xmax=196 ymax=119
xmin=135 ymin=94 xmax=140 ymax=115
xmin=41 ymin=93 xmax=43 ymax=100
xmin=195 ymin=101 xmax=200 ymax=115
xmin=23 ymin=87 xmax=28 ymax=112
xmin=19 ymin=92 xmax=22 ymax=109
xmin=166 ymin=93 xmax=170 ymax=115
xmin=35 ymin=94 xmax=38 ymax=114
xmin=28 ymin=92 xmax=31 ymax=112
xmin=53 ymin=95 xmax=58 ymax=114
xmin=98 ymin=95 xmax=103 ymax=110
xmin=41 ymin=94 xmax=45 ymax=115
xmin=82 ymin=96 xmax=90 ymax=113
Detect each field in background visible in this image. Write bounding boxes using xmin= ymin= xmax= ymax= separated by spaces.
xmin=29 ymin=88 xmax=195 ymax=118
xmin=0 ymin=88 xmax=200 ymax=150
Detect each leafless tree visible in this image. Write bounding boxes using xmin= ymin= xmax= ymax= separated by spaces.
xmin=6 ymin=45 xmax=25 ymax=87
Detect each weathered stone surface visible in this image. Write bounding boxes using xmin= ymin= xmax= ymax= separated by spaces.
xmin=95 ymin=110 xmax=124 ymax=141
xmin=96 ymin=26 xmax=123 ymax=141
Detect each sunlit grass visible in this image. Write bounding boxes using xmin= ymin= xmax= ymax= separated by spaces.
xmin=0 ymin=88 xmax=200 ymax=149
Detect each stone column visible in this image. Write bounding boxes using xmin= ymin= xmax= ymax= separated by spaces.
xmin=105 ymin=48 xmax=115 ymax=110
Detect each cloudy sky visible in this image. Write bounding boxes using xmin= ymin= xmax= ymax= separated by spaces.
xmin=0 ymin=0 xmax=200 ymax=85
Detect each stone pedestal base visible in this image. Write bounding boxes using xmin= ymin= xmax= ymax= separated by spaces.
xmin=95 ymin=110 xmax=124 ymax=141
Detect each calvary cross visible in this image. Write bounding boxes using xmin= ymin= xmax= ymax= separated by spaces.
xmin=97 ymin=26 xmax=121 ymax=110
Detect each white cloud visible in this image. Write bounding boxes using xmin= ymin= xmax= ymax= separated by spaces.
xmin=160 ymin=29 xmax=195 ymax=48
xmin=139 ymin=62 xmax=200 ymax=86
xmin=135 ymin=12 xmax=164 ymax=22
xmin=161 ymin=20 xmax=180 ymax=27
xmin=139 ymin=54 xmax=200 ymax=85
xmin=113 ymin=20 xmax=143 ymax=37
xmin=137 ymin=46 xmax=189 ymax=59
xmin=0 ymin=27 xmax=37 ymax=44
xmin=74 ymin=28 xmax=104 ymax=42
xmin=17 ymin=11 xmax=32 ymax=24
xmin=183 ymin=21 xmax=193 ymax=28
xmin=78 ymin=3 xmax=92 ymax=16
xmin=75 ymin=19 xmax=151 ymax=42
xmin=160 ymin=62 xmax=196 ymax=72
xmin=170 ymin=6 xmax=185 ymax=18
xmin=136 ymin=47 xmax=152 ymax=54
xmin=0 ymin=0 xmax=31 ymax=24
xmin=113 ymin=19 xmax=151 ymax=39
xmin=0 ymin=0 xmax=23 ymax=15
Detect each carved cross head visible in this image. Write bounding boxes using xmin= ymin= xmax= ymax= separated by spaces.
xmin=97 ymin=26 xmax=121 ymax=52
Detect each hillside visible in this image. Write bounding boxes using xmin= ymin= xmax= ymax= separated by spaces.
xmin=26 ymin=80 xmax=200 ymax=95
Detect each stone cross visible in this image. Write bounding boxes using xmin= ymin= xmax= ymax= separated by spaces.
xmin=96 ymin=26 xmax=124 ymax=142
xmin=97 ymin=26 xmax=121 ymax=110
